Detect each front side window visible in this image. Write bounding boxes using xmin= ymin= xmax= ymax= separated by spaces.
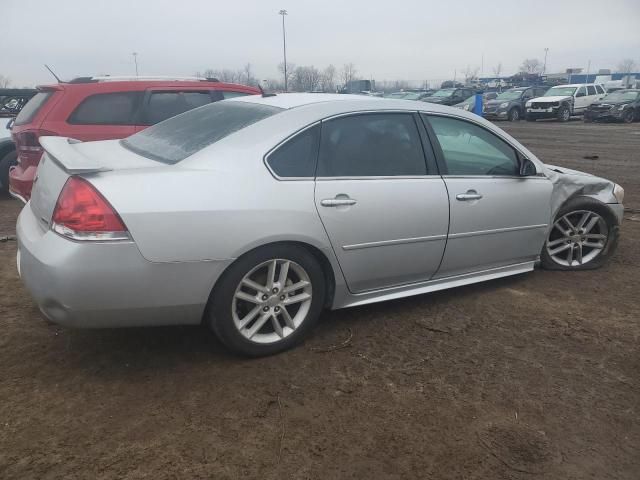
xmin=425 ymin=115 xmax=519 ymax=176
xmin=267 ymin=125 xmax=320 ymax=178
xmin=143 ymin=91 xmax=214 ymax=124
xmin=68 ymin=92 xmax=141 ymax=125
xmin=576 ymin=87 xmax=587 ymax=97
xmin=317 ymin=113 xmax=426 ymax=177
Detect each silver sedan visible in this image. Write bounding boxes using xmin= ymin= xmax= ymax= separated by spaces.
xmin=17 ymin=94 xmax=625 ymax=356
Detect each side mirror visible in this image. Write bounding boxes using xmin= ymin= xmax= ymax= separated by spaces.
xmin=519 ymin=157 xmax=537 ymax=176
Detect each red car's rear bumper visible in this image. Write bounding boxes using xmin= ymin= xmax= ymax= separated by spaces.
xmin=9 ymin=163 xmax=36 ymax=203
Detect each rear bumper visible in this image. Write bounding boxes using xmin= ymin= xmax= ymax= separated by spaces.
xmin=17 ymin=204 xmax=233 ymax=328
xmin=8 ymin=163 xmax=35 ymax=202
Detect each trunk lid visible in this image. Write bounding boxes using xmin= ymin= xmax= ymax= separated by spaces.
xmin=30 ymin=137 xmax=163 ymax=228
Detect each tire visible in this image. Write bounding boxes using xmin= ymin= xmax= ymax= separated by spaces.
xmin=207 ymin=244 xmax=326 ymax=356
xmin=557 ymin=106 xmax=571 ymax=122
xmin=540 ymin=197 xmax=619 ymax=271
xmin=622 ymin=109 xmax=635 ymax=124
xmin=508 ymin=108 xmax=521 ymax=121
xmin=0 ymin=150 xmax=17 ymax=193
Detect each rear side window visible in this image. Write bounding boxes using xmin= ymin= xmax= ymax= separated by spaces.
xmin=68 ymin=92 xmax=141 ymax=125
xmin=587 ymin=86 xmax=596 ymax=96
xmin=121 ymin=101 xmax=282 ymax=164
xmin=266 ymin=125 xmax=320 ymax=178
xmin=595 ymin=85 xmax=605 ymax=94
xmin=317 ymin=113 xmax=426 ymax=177
xmin=14 ymin=92 xmax=53 ymax=126
xmin=143 ymin=91 xmax=216 ymax=125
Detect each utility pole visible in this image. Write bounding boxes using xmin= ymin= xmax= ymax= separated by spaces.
xmin=132 ymin=52 xmax=139 ymax=77
xmin=278 ymin=10 xmax=288 ymax=92
xmin=543 ymin=48 xmax=549 ymax=75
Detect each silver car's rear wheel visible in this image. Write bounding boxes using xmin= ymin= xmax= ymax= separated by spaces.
xmin=209 ymin=244 xmax=326 ymax=356
xmin=546 ymin=210 xmax=608 ymax=267
xmin=232 ymin=259 xmax=312 ymax=344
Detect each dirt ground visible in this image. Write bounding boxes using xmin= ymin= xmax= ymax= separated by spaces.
xmin=0 ymin=121 xmax=639 ymax=480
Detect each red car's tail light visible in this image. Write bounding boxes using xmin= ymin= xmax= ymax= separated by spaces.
xmin=14 ymin=130 xmax=56 ymax=165
xmin=52 ymin=177 xmax=130 ymax=241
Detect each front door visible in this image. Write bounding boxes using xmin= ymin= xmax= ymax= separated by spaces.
xmin=314 ymin=112 xmax=450 ymax=293
xmin=423 ymin=114 xmax=553 ymax=278
xmin=573 ymin=86 xmax=589 ymax=112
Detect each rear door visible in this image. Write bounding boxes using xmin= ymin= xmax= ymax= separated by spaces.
xmin=574 ymin=86 xmax=589 ymax=112
xmin=65 ymin=91 xmax=141 ymax=140
xmin=314 ymin=112 xmax=449 ymax=293
xmin=422 ymin=114 xmax=552 ymax=278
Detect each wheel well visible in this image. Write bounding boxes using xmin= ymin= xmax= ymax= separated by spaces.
xmin=204 ymin=241 xmax=337 ymax=324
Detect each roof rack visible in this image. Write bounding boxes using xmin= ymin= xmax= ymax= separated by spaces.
xmin=68 ymin=75 xmax=220 ymax=83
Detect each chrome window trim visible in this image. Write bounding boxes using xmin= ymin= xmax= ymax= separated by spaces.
xmin=316 ymin=175 xmax=442 ymax=181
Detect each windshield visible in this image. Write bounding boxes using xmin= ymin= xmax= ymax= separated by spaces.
xmin=432 ymin=89 xmax=454 ymax=97
xmin=496 ymin=90 xmax=523 ymax=101
xmin=386 ymin=92 xmax=408 ymax=99
xmin=602 ymin=91 xmax=639 ymax=102
xmin=122 ymin=101 xmax=282 ymax=164
xmin=544 ymin=87 xmax=576 ymax=97
xmin=402 ymin=92 xmax=423 ymax=100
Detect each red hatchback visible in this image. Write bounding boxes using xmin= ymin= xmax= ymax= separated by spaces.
xmin=9 ymin=76 xmax=260 ymax=201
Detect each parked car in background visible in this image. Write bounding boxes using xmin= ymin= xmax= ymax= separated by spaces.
xmin=1 ymin=89 xmax=37 ymax=192
xmin=385 ymin=90 xmax=433 ymax=101
xmin=17 ymin=94 xmax=624 ymax=356
xmin=525 ymin=84 xmax=606 ymax=122
xmin=453 ymin=92 xmax=498 ymax=112
xmin=484 ymin=87 xmax=548 ymax=121
xmin=421 ymin=87 xmax=474 ymax=106
xmin=8 ymin=76 xmax=260 ymax=201
xmin=584 ymin=89 xmax=639 ymax=123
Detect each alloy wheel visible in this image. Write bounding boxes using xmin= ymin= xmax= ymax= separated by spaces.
xmin=546 ymin=210 xmax=608 ymax=267
xmin=232 ymin=259 xmax=313 ymax=344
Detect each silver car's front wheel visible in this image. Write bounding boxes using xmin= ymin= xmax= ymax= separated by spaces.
xmin=541 ymin=198 xmax=618 ymax=271
xmin=546 ymin=210 xmax=608 ymax=267
xmin=209 ymin=244 xmax=326 ymax=356
xmin=232 ymin=259 xmax=312 ymax=344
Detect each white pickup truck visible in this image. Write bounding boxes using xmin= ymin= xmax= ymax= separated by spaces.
xmin=525 ymin=83 xmax=606 ymax=122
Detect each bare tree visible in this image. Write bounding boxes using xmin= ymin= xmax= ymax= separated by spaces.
xmin=278 ymin=62 xmax=296 ymax=90
xmin=340 ymin=63 xmax=357 ymax=88
xmin=617 ymin=59 xmax=637 ymax=87
xmin=290 ymin=66 xmax=322 ymax=92
xmin=492 ymin=62 xmax=502 ymax=77
xmin=321 ymin=64 xmax=336 ymax=92
xmin=463 ymin=66 xmax=480 ymax=83
xmin=0 ymin=75 xmax=10 ymax=88
xmin=519 ymin=58 xmax=543 ymax=74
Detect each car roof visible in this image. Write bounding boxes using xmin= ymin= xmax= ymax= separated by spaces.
xmin=551 ymin=83 xmax=601 ymax=88
xmin=36 ymin=79 xmax=258 ymax=91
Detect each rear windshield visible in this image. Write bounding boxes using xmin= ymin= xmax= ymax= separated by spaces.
xmin=14 ymin=92 xmax=53 ymax=126
xmin=121 ymin=100 xmax=282 ymax=164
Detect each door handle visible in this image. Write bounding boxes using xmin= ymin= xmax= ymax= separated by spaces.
xmin=321 ymin=197 xmax=357 ymax=207
xmin=456 ymin=191 xmax=483 ymax=201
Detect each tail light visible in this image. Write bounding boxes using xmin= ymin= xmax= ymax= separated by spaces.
xmin=52 ymin=177 xmax=130 ymax=241
xmin=14 ymin=130 xmax=56 ymax=165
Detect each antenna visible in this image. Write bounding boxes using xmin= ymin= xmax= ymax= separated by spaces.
xmin=44 ymin=64 xmax=64 ymax=83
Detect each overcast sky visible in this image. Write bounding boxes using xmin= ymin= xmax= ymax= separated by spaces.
xmin=3 ymin=0 xmax=639 ymax=87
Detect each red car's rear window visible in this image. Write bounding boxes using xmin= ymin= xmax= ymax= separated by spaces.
xmin=14 ymin=92 xmax=54 ymax=126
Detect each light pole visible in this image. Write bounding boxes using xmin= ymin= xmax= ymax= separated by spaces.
xmin=543 ymin=48 xmax=549 ymax=75
xmin=279 ymin=10 xmax=288 ymax=92
xmin=132 ymin=52 xmax=139 ymax=77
